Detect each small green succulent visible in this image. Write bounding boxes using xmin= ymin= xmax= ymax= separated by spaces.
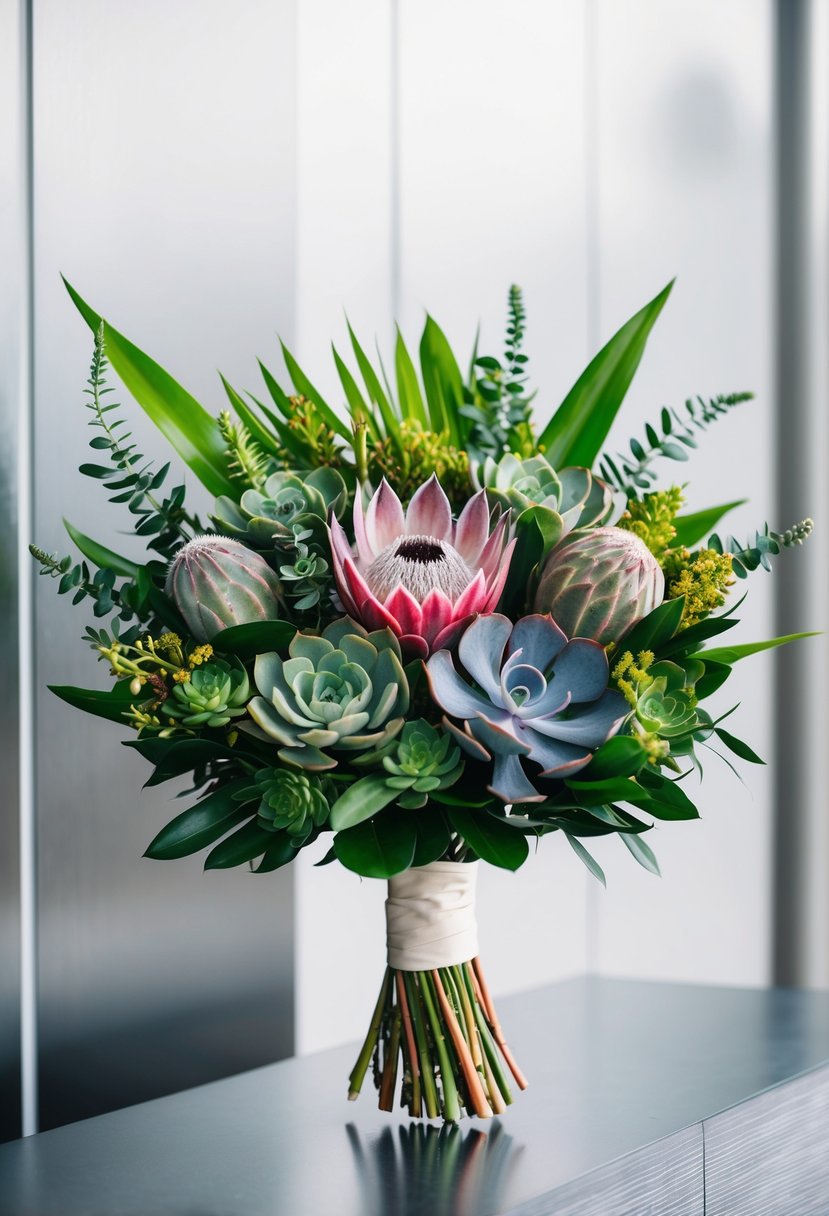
xmin=212 ymin=467 xmax=347 ymax=546
xmin=166 ymin=658 xmax=250 ymax=728
xmin=614 ymin=653 xmax=702 ymax=740
xmin=476 ymin=453 xmax=622 ymax=541
xmin=254 ymin=768 xmax=331 ymax=844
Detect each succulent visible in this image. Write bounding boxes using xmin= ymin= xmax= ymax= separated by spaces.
xmin=534 ymin=526 xmax=665 ymax=645
xmin=328 ymin=474 xmax=515 ymax=657
xmin=370 ymin=720 xmax=464 ymax=809
xmin=253 ymin=768 xmax=331 ymax=843
xmin=165 ymin=535 xmax=283 ymax=642
xmin=166 ymin=658 xmax=250 ymax=728
xmin=246 ymin=617 xmax=409 ymax=770
xmin=212 ymin=467 xmax=347 ymax=546
xmin=476 ymin=454 xmax=622 ymax=543
xmin=426 ymin=613 xmax=628 ymax=803
xmin=614 ymin=653 xmax=702 ymax=739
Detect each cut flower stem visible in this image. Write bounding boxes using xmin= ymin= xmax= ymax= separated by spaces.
xmin=348 ymin=957 xmax=525 ymax=1122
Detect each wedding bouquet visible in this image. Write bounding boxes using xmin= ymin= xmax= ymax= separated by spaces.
xmin=33 ymin=278 xmax=813 ymax=1123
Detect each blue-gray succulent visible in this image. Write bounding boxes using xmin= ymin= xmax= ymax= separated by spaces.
xmin=425 ymin=613 xmax=628 ymax=802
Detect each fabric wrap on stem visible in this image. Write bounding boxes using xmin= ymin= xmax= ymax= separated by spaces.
xmin=386 ymin=861 xmax=479 ymax=970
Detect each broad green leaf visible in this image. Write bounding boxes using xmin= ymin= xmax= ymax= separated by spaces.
xmin=659 ymin=613 xmax=739 ymax=658
xmin=565 ymin=834 xmax=606 ymax=886
xmin=539 ymin=280 xmax=674 ymax=467
xmin=412 ymin=811 xmax=451 ymax=867
xmin=699 ymin=632 xmax=820 ymax=665
xmin=565 ymin=776 xmax=653 ymax=808
xmin=347 ymin=321 xmax=400 ymax=441
xmin=220 ymin=375 xmax=280 ymax=456
xmin=637 ymin=770 xmax=700 ymax=820
xmin=579 ymin=737 xmax=647 ymax=780
xmin=620 ymin=595 xmax=686 ymax=656
xmin=715 ymin=727 xmax=765 ymax=765
xmin=673 ymin=500 xmax=747 ymax=549
xmin=144 ymin=781 xmax=254 ymax=861
xmin=211 ymin=620 xmax=296 ymax=661
xmin=694 ymin=659 xmax=732 ymax=700
xmin=334 ymin=814 xmax=417 ymax=878
xmin=63 ymin=519 xmax=141 ymax=579
xmin=329 ymin=774 xmax=400 ymax=831
xmin=204 ymin=819 xmax=275 ymax=869
xmin=394 ymin=327 xmax=428 ymax=426
xmin=419 ymin=315 xmax=464 ymax=444
xmin=50 ymin=679 xmax=142 ymax=724
xmin=254 ymin=832 xmax=298 ymax=873
xmin=621 ymin=831 xmax=661 ymax=876
xmin=448 ymin=809 xmax=529 ymax=871
xmin=278 ymin=341 xmax=351 ymax=440
xmin=63 ymin=277 xmax=235 ymax=498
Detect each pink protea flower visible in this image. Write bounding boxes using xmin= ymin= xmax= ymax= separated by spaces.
xmin=327 ymin=474 xmax=515 ymax=658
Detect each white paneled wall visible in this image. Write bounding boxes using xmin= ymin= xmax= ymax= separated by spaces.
xmin=294 ymin=0 xmax=777 ymax=1053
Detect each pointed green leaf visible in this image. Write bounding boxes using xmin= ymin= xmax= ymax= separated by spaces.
xmin=204 ymin=818 xmax=275 ymax=869
xmin=673 ymin=500 xmax=747 ymax=549
xmin=620 ymin=595 xmax=686 ymax=656
xmin=412 ymin=811 xmax=451 ymax=867
xmin=210 ymin=620 xmax=296 ymax=661
xmin=621 ymin=831 xmax=661 ymax=876
xmin=257 ymin=359 xmax=294 ymax=420
xmin=714 ymin=728 xmax=765 ymax=764
xmin=539 ymin=280 xmax=674 ymax=467
xmin=448 ymin=809 xmax=529 ymax=871
xmin=565 ymin=834 xmax=606 ymax=886
xmin=334 ymin=813 xmax=417 ymax=878
xmin=145 ymin=782 xmax=254 ymax=861
xmin=419 ymin=315 xmax=464 ymax=444
xmin=329 ymin=774 xmax=400 ymax=831
xmin=698 ymin=632 xmax=820 ymax=665
xmin=254 ymin=831 xmax=298 ymax=872
xmin=63 ymin=519 xmax=141 ymax=579
xmin=278 ymin=341 xmax=351 ymax=440
xmin=331 ymin=345 xmax=381 ymax=441
xmin=579 ymin=736 xmax=647 ymax=780
xmin=347 ymin=321 xmax=400 ymax=441
xmin=49 ymin=679 xmax=142 ymax=724
xmin=220 ymin=375 xmax=280 ymax=456
xmin=395 ymin=327 xmax=428 ymax=426
xmin=63 ymin=277 xmax=235 ymax=498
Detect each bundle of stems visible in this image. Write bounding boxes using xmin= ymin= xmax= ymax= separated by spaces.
xmin=348 ymin=957 xmax=527 ymax=1122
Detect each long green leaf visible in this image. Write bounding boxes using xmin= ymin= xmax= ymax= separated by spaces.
xmin=394 ymin=328 xmax=428 ymax=426
xmin=220 ymin=375 xmax=280 ymax=456
xmin=63 ymin=519 xmax=141 ymax=579
xmin=331 ymin=345 xmax=381 ymax=441
xmin=565 ymin=834 xmax=606 ymax=886
xmin=279 ymin=341 xmax=351 ymax=440
xmin=419 ymin=315 xmax=464 ymax=444
xmin=144 ymin=782 xmax=254 ymax=861
xmin=699 ymin=632 xmax=820 ymax=665
xmin=204 ymin=819 xmax=275 ymax=869
xmin=257 ymin=359 xmax=294 ymax=420
xmin=329 ymin=774 xmax=399 ymax=831
xmin=539 ymin=280 xmax=674 ymax=467
xmin=63 ymin=277 xmax=235 ymax=498
xmin=347 ymin=321 xmax=400 ymax=441
xmin=50 ymin=679 xmax=141 ymax=724
xmin=673 ymin=500 xmax=747 ymax=549
xmin=621 ymin=832 xmax=661 ymax=876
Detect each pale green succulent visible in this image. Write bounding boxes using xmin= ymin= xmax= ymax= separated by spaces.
xmin=630 ymin=659 xmax=702 ymax=739
xmin=246 ymin=618 xmax=409 ymax=770
xmin=254 ymin=768 xmax=331 ymax=843
xmin=166 ymin=658 xmax=250 ymax=728
xmin=212 ymin=467 xmax=347 ymax=546
xmin=476 ymin=453 xmax=622 ymax=542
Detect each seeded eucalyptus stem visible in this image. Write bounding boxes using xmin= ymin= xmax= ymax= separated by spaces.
xmin=348 ymin=958 xmax=524 ymax=1122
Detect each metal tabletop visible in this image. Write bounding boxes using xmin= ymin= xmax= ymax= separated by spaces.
xmin=2 ymin=977 xmax=829 ymax=1216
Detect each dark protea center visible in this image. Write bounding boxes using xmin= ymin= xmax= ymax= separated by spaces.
xmin=365 ymin=533 xmax=473 ymax=602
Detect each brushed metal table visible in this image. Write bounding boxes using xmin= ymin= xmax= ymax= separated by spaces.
xmin=1 ymin=978 xmax=828 ymax=1216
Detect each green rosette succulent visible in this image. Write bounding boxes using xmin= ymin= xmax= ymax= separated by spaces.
xmin=330 ymin=720 xmax=463 ymax=827
xmin=614 ymin=655 xmax=703 ymax=740
xmin=246 ymin=617 xmax=409 ymax=770
xmin=254 ymin=768 xmax=331 ymax=844
xmin=477 ymin=453 xmax=622 ymax=543
xmin=212 ymin=467 xmax=347 ymax=546
xmin=165 ymin=658 xmax=250 ymax=728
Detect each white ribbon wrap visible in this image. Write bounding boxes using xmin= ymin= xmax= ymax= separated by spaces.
xmin=386 ymin=861 xmax=479 ymax=971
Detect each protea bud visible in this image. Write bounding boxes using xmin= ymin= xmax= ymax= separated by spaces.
xmin=165 ymin=535 xmax=282 ymax=641
xmin=534 ymin=526 xmax=664 ymax=645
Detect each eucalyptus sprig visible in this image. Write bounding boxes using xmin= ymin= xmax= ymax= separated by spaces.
xmin=708 ymin=517 xmax=814 ymax=578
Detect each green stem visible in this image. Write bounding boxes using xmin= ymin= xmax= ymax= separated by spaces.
xmin=405 ymin=972 xmax=439 ymax=1119
xmin=348 ymin=967 xmax=391 ymax=1099
xmin=463 ymin=964 xmax=513 ymax=1106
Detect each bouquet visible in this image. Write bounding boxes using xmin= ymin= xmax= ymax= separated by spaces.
xmin=33 ymin=278 xmax=813 ymax=1123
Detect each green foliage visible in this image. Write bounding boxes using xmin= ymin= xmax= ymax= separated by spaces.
xmin=708 ymin=517 xmax=814 ymax=578
xmin=539 ymin=280 xmax=674 ymax=468
xmin=464 ymin=285 xmax=536 ymax=459
xmin=217 ymin=409 xmax=269 ymax=490
xmin=30 ymin=542 xmax=148 ymax=631
xmin=598 ymin=392 xmax=753 ymax=497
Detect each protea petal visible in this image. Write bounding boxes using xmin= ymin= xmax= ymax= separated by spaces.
xmin=352 ymin=491 xmax=374 ymax=564
xmin=405 ymin=473 xmax=452 ymax=540
xmin=454 ymin=490 xmax=490 ymax=563
xmin=384 ymin=585 xmax=423 ymax=637
xmin=481 ymin=538 xmax=516 ymax=611
xmin=451 ymin=569 xmax=489 ymax=620
xmin=365 ymin=479 xmax=405 ymax=554
xmin=419 ymin=587 xmax=455 ymax=647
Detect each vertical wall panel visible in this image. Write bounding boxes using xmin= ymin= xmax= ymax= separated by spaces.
xmin=32 ymin=0 xmax=297 ymax=1129
xmin=293 ymin=0 xmax=395 ymax=1055
xmin=0 ymin=0 xmax=26 ymax=1144
xmin=589 ymin=0 xmax=775 ymax=986
xmin=397 ymin=0 xmax=592 ymax=997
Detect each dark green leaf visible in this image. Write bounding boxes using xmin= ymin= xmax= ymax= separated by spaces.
xmin=565 ymin=834 xmax=606 ymax=886
xmin=448 ymin=809 xmax=529 ymax=871
xmin=672 ymin=500 xmax=747 ymax=549
xmin=619 ymin=595 xmax=686 ymax=656
xmin=621 ymin=831 xmax=661 ymax=876
xmin=539 ymin=280 xmax=673 ymax=467
xmin=279 ymin=341 xmax=351 ymax=440
xmin=254 ymin=831 xmax=299 ymax=872
xmin=694 ymin=660 xmax=732 ymax=699
xmin=49 ymin=679 xmax=142 ymax=724
xmin=714 ymin=728 xmax=765 ymax=764
xmin=329 ymin=774 xmax=400 ymax=831
xmin=412 ymin=811 xmax=451 ymax=866
xmin=419 ymin=315 xmax=464 ymax=444
xmin=211 ymin=620 xmax=296 ymax=661
xmin=144 ymin=781 xmax=254 ymax=860
xmin=579 ymin=736 xmax=646 ymax=780
xmin=395 ymin=328 xmax=428 ymax=427
xmin=204 ymin=819 xmax=275 ymax=869
xmin=333 ymin=814 xmax=417 ymax=878
xmin=139 ymin=738 xmax=242 ymax=786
